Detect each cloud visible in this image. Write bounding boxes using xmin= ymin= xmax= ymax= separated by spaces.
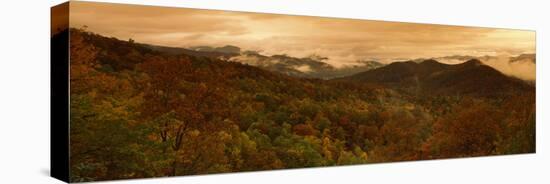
xmin=69 ymin=1 xmax=535 ymax=68
xmin=481 ymin=55 xmax=536 ymax=81
xmin=229 ymin=54 xmax=279 ymax=66
xmin=294 ymin=65 xmax=312 ymax=73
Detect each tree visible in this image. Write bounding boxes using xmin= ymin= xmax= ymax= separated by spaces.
xmin=138 ymin=56 xmax=232 ymax=176
xmin=421 ymin=99 xmax=504 ymax=159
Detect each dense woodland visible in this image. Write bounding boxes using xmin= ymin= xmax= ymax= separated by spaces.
xmin=59 ymin=28 xmax=535 ymax=182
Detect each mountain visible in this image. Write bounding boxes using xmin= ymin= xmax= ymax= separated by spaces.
xmin=412 ymin=54 xmax=536 ymax=66
xmin=190 ymin=45 xmax=241 ymax=54
xmin=338 ymin=59 xmax=533 ymax=97
xmin=228 ymin=52 xmax=384 ymax=79
xmin=430 ymin=54 xmax=535 ymax=64
xmin=432 ymin=55 xmax=478 ymax=64
xmin=141 ymin=44 xmax=239 ymax=60
xmin=228 ymin=52 xmax=334 ymax=78
xmin=510 ymin=53 xmax=536 ymax=64
xmin=129 ymin=43 xmax=382 ymax=79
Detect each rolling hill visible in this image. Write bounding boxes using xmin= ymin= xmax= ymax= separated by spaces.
xmin=338 ymin=59 xmax=534 ymax=97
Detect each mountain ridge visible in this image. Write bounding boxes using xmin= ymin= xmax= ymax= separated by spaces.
xmin=337 ymin=59 xmax=533 ymax=97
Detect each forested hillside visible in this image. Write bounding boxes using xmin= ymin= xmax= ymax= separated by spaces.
xmin=339 ymin=59 xmax=532 ymax=97
xmin=63 ymin=28 xmax=535 ymax=182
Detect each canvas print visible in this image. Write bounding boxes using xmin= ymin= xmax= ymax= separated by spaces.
xmin=51 ymin=1 xmax=536 ymax=182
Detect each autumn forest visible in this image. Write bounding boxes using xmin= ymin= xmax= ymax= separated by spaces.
xmin=56 ymin=27 xmax=536 ymax=182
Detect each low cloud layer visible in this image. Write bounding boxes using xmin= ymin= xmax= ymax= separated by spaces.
xmin=482 ymin=56 xmax=536 ymax=81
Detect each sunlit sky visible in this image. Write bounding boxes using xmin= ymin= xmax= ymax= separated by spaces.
xmin=68 ymin=1 xmax=535 ymax=67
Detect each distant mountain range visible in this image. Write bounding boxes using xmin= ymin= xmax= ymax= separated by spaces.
xmin=189 ymin=45 xmax=242 ymax=54
xmin=338 ymin=59 xmax=533 ymax=97
xmin=142 ymin=44 xmax=385 ymax=79
xmin=131 ymin=37 xmax=537 ymax=87
xmin=140 ymin=44 xmax=240 ymax=60
xmin=228 ymin=52 xmax=384 ymax=79
xmin=418 ymin=54 xmax=536 ymax=65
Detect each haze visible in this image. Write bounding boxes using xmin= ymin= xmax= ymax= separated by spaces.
xmin=68 ymin=1 xmax=535 ymax=77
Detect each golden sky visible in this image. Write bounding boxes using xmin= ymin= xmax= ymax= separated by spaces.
xmin=68 ymin=1 xmax=535 ymax=67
